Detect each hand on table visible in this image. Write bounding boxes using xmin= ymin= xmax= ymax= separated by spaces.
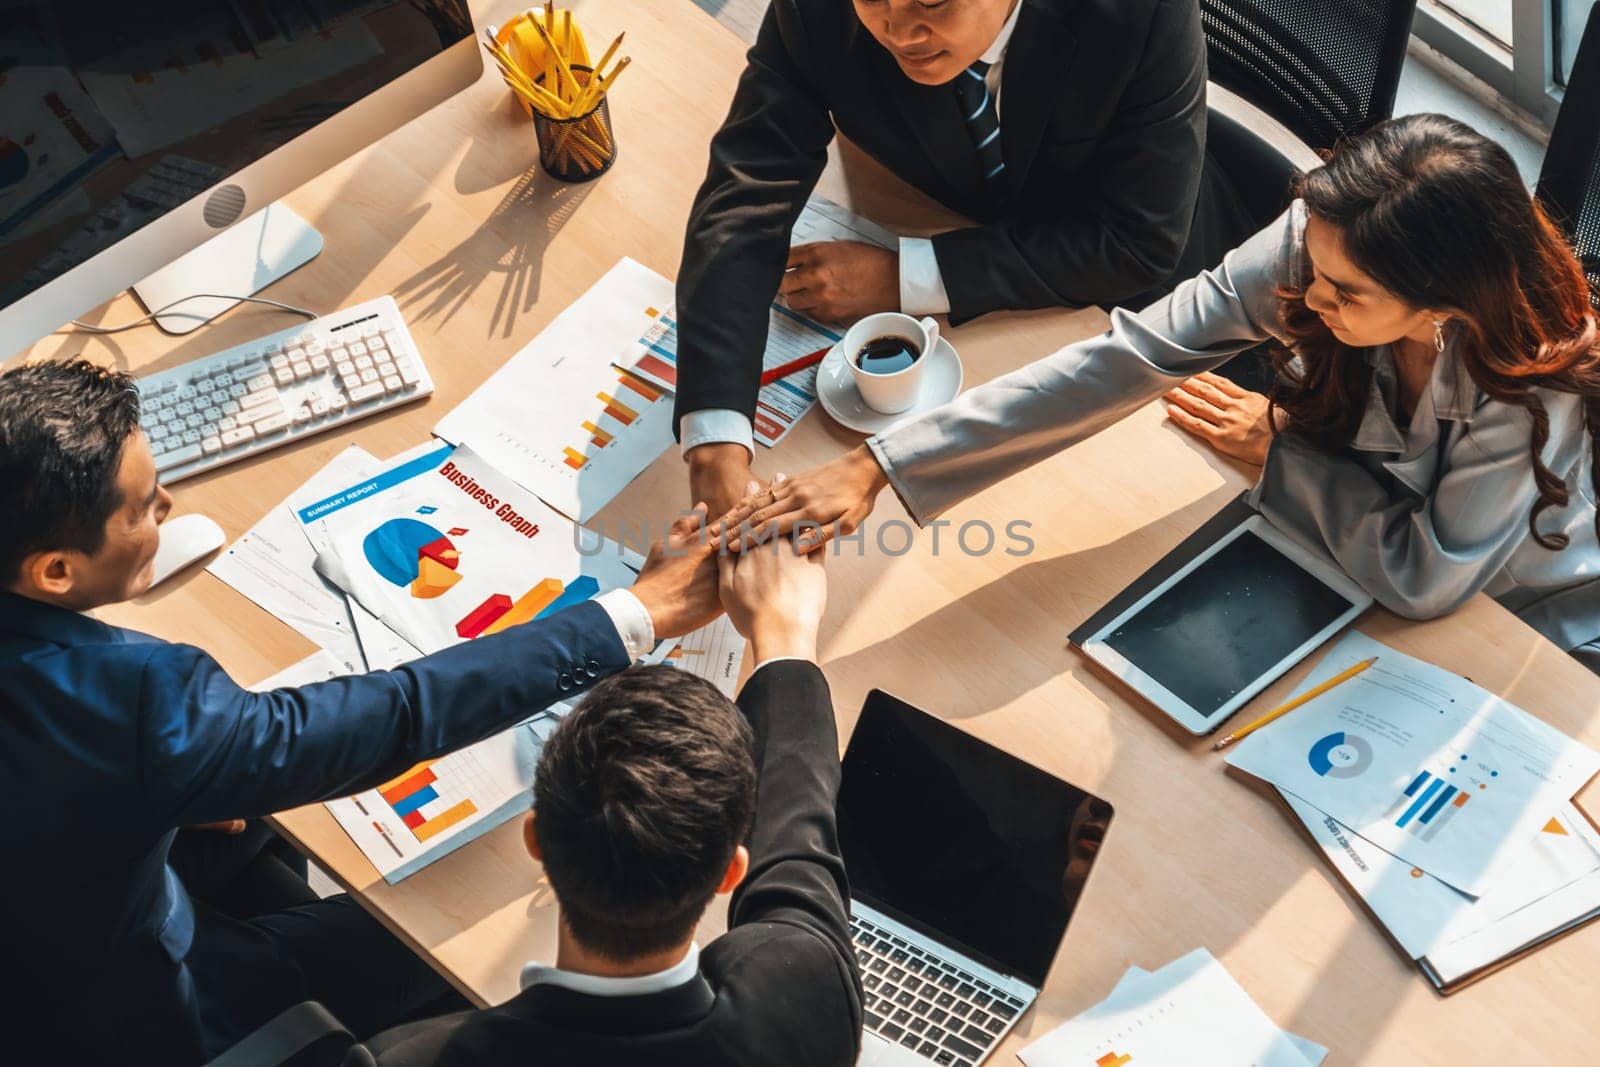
xmin=718 ymin=531 xmax=828 ymax=664
xmin=714 ymin=444 xmax=889 ymax=553
xmin=779 ymin=240 xmax=899 ymax=324
xmin=630 ymin=504 xmax=723 ymax=639
xmin=687 ymin=442 xmax=755 ymax=520
xmin=1164 ymin=372 xmax=1275 ymax=466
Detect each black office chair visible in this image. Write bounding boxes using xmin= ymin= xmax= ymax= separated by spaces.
xmin=204 ymin=1001 xmax=360 ymax=1067
xmin=1538 ymin=5 xmax=1600 ymax=313
xmin=1199 ymin=0 xmax=1420 ymax=390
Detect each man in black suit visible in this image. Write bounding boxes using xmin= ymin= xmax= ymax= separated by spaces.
xmin=357 ymin=536 xmax=861 ymax=1065
xmin=679 ymin=0 xmax=1225 ymax=514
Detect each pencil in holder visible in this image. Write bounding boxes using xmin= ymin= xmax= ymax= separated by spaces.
xmin=532 ymin=67 xmax=616 ymax=182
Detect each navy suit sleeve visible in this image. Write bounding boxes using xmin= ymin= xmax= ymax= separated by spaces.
xmin=728 ymin=660 xmax=862 ymax=1034
xmin=135 ymin=600 xmax=630 ymax=826
xmin=932 ymin=0 xmax=1206 ymax=315
xmin=672 ymin=0 xmax=836 ymax=434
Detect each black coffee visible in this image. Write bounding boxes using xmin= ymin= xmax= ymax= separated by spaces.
xmin=855 ymin=335 xmax=921 ymax=375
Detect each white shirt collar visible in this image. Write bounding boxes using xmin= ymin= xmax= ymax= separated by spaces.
xmin=519 ymin=943 xmax=702 ymax=998
xmin=981 ymin=0 xmax=1023 ymax=65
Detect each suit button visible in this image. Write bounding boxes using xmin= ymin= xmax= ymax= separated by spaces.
xmin=557 ymin=673 xmax=573 ymax=692
xmin=584 ymin=658 xmax=600 ymax=678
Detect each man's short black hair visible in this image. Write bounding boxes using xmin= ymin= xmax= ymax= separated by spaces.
xmin=0 ymin=360 xmax=143 ymax=582
xmin=533 ymin=666 xmax=757 ymax=960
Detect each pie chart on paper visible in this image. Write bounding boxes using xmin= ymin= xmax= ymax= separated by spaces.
xmin=363 ymin=517 xmax=464 ymax=599
xmin=1307 ymin=731 xmax=1374 ymax=779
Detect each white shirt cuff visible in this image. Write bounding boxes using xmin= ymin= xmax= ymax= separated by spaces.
xmin=680 ymin=408 xmax=756 ymax=462
xmin=898 ymin=237 xmax=952 ymax=317
xmin=594 ymin=588 xmax=656 ymax=661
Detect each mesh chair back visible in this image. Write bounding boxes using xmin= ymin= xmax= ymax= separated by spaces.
xmin=1201 ymin=0 xmax=1418 ymax=150
xmin=1539 ymin=7 xmax=1600 ymax=312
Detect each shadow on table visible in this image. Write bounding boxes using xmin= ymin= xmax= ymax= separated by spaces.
xmin=394 ymin=166 xmax=594 ymax=340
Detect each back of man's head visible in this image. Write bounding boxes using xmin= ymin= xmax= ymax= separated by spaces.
xmin=0 ymin=360 xmax=142 ymax=586
xmin=533 ymin=666 xmax=757 ymax=961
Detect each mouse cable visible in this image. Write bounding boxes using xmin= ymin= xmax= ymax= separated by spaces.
xmin=65 ymin=293 xmax=318 ymax=335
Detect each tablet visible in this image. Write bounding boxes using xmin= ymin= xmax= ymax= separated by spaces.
xmin=1080 ymin=515 xmax=1372 ymax=734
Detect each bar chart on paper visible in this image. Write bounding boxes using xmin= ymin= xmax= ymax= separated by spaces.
xmin=433 ymin=258 xmax=679 ymax=522
xmin=326 ymin=727 xmax=540 ymax=883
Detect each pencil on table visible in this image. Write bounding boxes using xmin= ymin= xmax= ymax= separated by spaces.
xmin=1213 ymin=656 xmax=1378 ymax=751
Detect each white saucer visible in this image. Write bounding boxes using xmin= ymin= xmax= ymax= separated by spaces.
xmin=816 ymin=336 xmax=964 ymax=434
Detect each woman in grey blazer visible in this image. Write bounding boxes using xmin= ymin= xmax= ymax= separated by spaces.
xmin=719 ymin=115 xmax=1600 ymax=666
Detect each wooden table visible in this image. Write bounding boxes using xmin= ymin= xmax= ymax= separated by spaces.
xmin=18 ymin=0 xmax=1600 ymax=1061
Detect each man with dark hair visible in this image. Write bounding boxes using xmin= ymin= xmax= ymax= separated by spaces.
xmin=0 ymin=359 xmax=723 ymax=1062
xmin=677 ymin=0 xmax=1244 ymax=516
xmin=359 ymin=536 xmax=862 ymax=1065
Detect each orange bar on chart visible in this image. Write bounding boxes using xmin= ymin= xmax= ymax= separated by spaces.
xmin=596 ymin=391 xmax=638 ymax=425
xmin=1096 ymin=1053 xmax=1133 ymax=1067
xmin=378 ymin=762 xmax=437 ymax=805
xmin=411 ymin=798 xmax=478 ymax=842
xmin=618 ymin=372 xmax=663 ymax=404
xmin=562 ymin=446 xmax=587 ymax=470
xmin=582 ymin=420 xmax=613 ymax=447
xmin=481 ymin=577 xmax=566 ymax=636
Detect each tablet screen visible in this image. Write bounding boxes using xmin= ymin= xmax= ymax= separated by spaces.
xmin=1103 ymin=529 xmax=1356 ymax=717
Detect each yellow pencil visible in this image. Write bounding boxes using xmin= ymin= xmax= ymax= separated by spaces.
xmin=1212 ymin=656 xmax=1378 ymax=751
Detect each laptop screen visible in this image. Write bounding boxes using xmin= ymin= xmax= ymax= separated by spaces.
xmin=837 ymin=691 xmax=1113 ymax=989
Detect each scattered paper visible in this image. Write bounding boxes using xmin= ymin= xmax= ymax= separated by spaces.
xmin=209 ymin=445 xmax=383 ymax=673
xmin=1226 ymin=631 xmax=1600 ymax=897
xmin=1286 ymin=792 xmax=1600 ymax=960
xmin=661 ymin=615 xmax=746 ymax=699
xmin=434 ymin=258 xmax=677 ymax=523
xmin=249 ymin=649 xmax=349 ymax=691
xmin=1020 ymin=949 xmax=1315 ymax=1067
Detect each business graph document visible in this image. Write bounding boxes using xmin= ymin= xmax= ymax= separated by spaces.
xmin=302 ymin=443 xmax=640 ymax=656
xmin=1019 ymin=949 xmax=1316 ymax=1067
xmin=434 ymin=258 xmax=677 ymax=523
xmin=1285 ymin=792 xmax=1600 ymax=962
xmin=1226 ymin=632 xmax=1600 ymax=897
xmin=621 ymin=196 xmax=894 ymax=447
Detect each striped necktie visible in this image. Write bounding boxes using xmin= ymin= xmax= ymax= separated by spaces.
xmin=951 ymin=60 xmax=1005 ymax=194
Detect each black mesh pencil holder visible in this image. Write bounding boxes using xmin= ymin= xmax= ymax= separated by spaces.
xmin=532 ymin=66 xmax=616 ymax=182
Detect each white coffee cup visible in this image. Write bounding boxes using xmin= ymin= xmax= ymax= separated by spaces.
xmin=841 ymin=312 xmax=939 ymax=415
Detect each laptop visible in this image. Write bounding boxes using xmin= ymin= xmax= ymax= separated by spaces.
xmin=842 ymin=691 xmax=1114 ymax=1067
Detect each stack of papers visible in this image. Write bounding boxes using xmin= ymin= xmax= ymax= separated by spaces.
xmin=221 ymin=440 xmax=749 ymax=882
xmin=1020 ymin=949 xmax=1326 ymax=1066
xmin=618 ymin=195 xmax=895 ymax=447
xmin=1225 ymin=631 xmax=1600 ymax=990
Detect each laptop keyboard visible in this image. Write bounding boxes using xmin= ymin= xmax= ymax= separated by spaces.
xmin=851 ymin=914 xmax=1025 ymax=1066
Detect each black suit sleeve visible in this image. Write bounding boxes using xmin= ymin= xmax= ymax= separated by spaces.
xmin=672 ymin=1 xmax=837 ymax=435
xmin=729 ymin=659 xmax=862 ymax=1023
xmin=932 ymin=0 xmax=1207 ymax=318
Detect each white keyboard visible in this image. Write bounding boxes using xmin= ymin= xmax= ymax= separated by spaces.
xmin=138 ymin=296 xmax=433 ymax=482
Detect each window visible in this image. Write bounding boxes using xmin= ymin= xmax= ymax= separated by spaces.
xmin=1416 ymin=0 xmax=1598 ymax=126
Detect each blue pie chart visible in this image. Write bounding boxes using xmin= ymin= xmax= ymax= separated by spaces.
xmin=1308 ymin=731 xmax=1374 ymax=778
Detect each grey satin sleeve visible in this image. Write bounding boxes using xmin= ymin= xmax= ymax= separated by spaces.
xmin=868 ymin=206 xmax=1306 ymax=524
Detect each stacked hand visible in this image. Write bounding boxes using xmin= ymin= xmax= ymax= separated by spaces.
xmin=717 ymin=481 xmax=828 ymax=663
xmin=630 ymin=504 xmax=723 ymax=638
xmin=713 ymin=445 xmax=889 ymax=553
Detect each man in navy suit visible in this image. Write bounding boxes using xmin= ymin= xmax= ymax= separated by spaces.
xmin=0 ymin=360 xmax=721 ymax=1062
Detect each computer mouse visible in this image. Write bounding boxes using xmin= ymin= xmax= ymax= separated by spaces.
xmin=149 ymin=513 xmax=227 ymax=589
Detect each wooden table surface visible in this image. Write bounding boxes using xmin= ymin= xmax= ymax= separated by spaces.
xmin=18 ymin=0 xmax=1600 ymax=1062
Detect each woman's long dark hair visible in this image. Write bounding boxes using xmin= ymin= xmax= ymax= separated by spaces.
xmin=1272 ymin=113 xmax=1600 ymax=549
